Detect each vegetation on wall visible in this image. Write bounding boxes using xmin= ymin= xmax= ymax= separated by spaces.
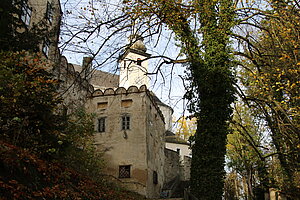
xmin=0 ymin=0 xmax=53 ymax=52
xmin=121 ymin=0 xmax=236 ymax=199
xmin=0 ymin=51 xmax=61 ymax=154
xmin=0 ymin=50 xmax=143 ymax=199
xmin=226 ymin=0 xmax=300 ymax=198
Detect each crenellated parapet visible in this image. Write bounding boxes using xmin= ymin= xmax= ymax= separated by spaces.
xmin=91 ymin=85 xmax=165 ymax=123
xmin=53 ymin=55 xmax=94 ymax=112
xmin=57 ymin=56 xmax=94 ymax=94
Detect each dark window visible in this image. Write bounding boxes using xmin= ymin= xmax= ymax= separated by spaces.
xmin=119 ymin=165 xmax=130 ymax=178
xmin=46 ymin=2 xmax=53 ymax=23
xmin=98 ymin=118 xmax=106 ymax=132
xmin=21 ymin=1 xmax=32 ymax=26
xmin=137 ymin=58 xmax=142 ymax=66
xmin=122 ymin=115 xmax=130 ymax=130
xmin=42 ymin=38 xmax=50 ymax=57
xmin=153 ymin=171 xmax=158 ymax=184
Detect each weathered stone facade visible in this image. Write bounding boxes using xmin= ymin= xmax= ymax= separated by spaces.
xmin=164 ymin=148 xmax=180 ymax=184
xmin=55 ymin=56 xmax=94 ymax=111
xmin=86 ymin=85 xmax=165 ymax=198
xmin=21 ymin=0 xmax=61 ymax=61
xmin=18 ymin=2 xmax=191 ymax=196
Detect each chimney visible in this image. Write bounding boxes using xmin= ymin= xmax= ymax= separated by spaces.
xmin=82 ymin=57 xmax=93 ymax=80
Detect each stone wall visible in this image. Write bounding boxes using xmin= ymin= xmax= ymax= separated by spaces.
xmin=54 ymin=56 xmax=94 ymax=112
xmin=145 ymin=93 xmax=166 ymax=198
xmin=164 ymin=148 xmax=180 ymax=184
xmin=158 ymin=104 xmax=173 ymax=132
xmin=165 ymin=142 xmax=191 ymax=160
xmin=85 ymin=85 xmax=165 ymax=198
xmin=27 ymin=0 xmax=61 ymax=62
xmin=180 ymin=156 xmax=191 ymax=181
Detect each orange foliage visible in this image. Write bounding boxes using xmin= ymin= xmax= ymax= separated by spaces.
xmin=0 ymin=140 xmax=143 ymax=200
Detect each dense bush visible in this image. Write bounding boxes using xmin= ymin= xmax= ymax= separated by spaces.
xmin=0 ymin=51 xmax=62 ymax=154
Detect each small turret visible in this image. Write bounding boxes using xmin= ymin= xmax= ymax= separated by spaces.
xmin=129 ymin=34 xmax=147 ymax=53
xmin=119 ymin=34 xmax=151 ymax=89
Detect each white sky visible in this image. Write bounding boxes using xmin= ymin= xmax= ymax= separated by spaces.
xmin=59 ymin=0 xmax=189 ymax=120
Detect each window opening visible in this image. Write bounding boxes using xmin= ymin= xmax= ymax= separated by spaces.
xmin=137 ymin=58 xmax=142 ymax=66
xmin=119 ymin=165 xmax=131 ymax=178
xmin=121 ymin=99 xmax=132 ymax=108
xmin=153 ymin=171 xmax=158 ymax=184
xmin=46 ymin=2 xmax=53 ymax=23
xmin=122 ymin=115 xmax=130 ymax=130
xmin=42 ymin=38 xmax=50 ymax=57
xmin=98 ymin=118 xmax=106 ymax=132
xmin=97 ymin=102 xmax=108 ymax=109
xmin=21 ymin=1 xmax=32 ymax=26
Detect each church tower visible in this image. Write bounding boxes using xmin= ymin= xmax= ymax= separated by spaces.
xmin=119 ymin=35 xmax=151 ymax=88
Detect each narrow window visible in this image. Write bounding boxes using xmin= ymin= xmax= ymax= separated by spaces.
xmin=153 ymin=171 xmax=158 ymax=184
xmin=42 ymin=38 xmax=50 ymax=57
xmin=46 ymin=2 xmax=53 ymax=23
xmin=98 ymin=118 xmax=106 ymax=132
xmin=119 ymin=165 xmax=130 ymax=178
xmin=122 ymin=115 xmax=130 ymax=130
xmin=137 ymin=58 xmax=142 ymax=66
xmin=21 ymin=1 xmax=32 ymax=26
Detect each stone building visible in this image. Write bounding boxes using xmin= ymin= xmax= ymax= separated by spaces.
xmin=14 ymin=0 xmax=61 ymax=60
xmin=80 ymin=35 xmax=192 ymax=198
xmin=9 ymin=1 xmax=190 ymax=197
xmin=86 ymin=86 xmax=166 ymax=198
xmin=165 ymin=133 xmax=192 ymax=182
xmin=82 ymin=36 xmax=169 ymax=198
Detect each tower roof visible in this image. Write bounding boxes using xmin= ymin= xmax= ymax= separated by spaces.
xmin=129 ymin=34 xmax=147 ymax=52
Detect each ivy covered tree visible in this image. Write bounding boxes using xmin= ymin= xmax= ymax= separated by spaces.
xmin=121 ymin=1 xmax=236 ymax=199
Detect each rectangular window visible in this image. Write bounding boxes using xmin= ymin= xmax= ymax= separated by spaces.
xmin=122 ymin=115 xmax=130 ymax=130
xmin=119 ymin=165 xmax=131 ymax=178
xmin=46 ymin=2 xmax=53 ymax=23
xmin=21 ymin=1 xmax=32 ymax=26
xmin=153 ymin=171 xmax=158 ymax=184
xmin=98 ymin=118 xmax=106 ymax=132
xmin=97 ymin=102 xmax=108 ymax=109
xmin=121 ymin=99 xmax=132 ymax=108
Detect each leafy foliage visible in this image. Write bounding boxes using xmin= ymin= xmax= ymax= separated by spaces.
xmin=0 ymin=51 xmax=62 ymax=155
xmin=0 ymin=141 xmax=144 ymax=200
xmin=174 ymin=116 xmax=197 ymax=141
xmin=235 ymin=0 xmax=300 ymax=197
xmin=58 ymin=108 xmax=105 ymax=181
xmin=122 ymin=1 xmax=236 ymax=199
xmin=0 ymin=50 xmax=140 ymax=198
xmin=226 ymin=103 xmax=270 ymax=199
xmin=0 ymin=0 xmax=50 ymax=52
